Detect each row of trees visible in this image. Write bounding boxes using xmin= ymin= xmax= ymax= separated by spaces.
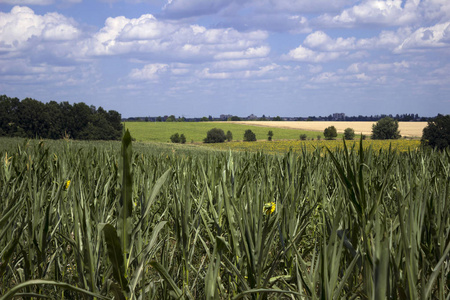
xmin=0 ymin=95 xmax=122 ymax=140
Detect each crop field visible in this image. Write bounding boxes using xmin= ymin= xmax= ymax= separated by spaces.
xmin=229 ymin=121 xmax=428 ymax=138
xmin=205 ymin=139 xmax=422 ymax=154
xmin=123 ymin=122 xmax=338 ymax=143
xmin=1 ymin=134 xmax=449 ymax=299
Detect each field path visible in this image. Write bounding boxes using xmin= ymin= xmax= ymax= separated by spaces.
xmin=222 ymin=121 xmax=427 ymax=137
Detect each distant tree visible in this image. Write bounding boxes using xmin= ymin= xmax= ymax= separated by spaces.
xmin=201 ymin=116 xmax=209 ymax=121
xmin=204 ymin=128 xmax=226 ymax=143
xmin=230 ymin=116 xmax=241 ymax=121
xmin=166 ymin=115 xmax=176 ymax=122
xmin=299 ymin=134 xmax=307 ymax=140
xmin=226 ymin=130 xmax=233 ymax=142
xmin=323 ymin=126 xmax=338 ymax=140
xmin=421 ymin=114 xmax=450 ymax=150
xmin=273 ymin=116 xmax=282 ymax=121
xmin=170 ymin=133 xmax=180 ymax=143
xmin=177 ymin=117 xmax=185 ymax=122
xmin=344 ymin=128 xmax=355 ymax=140
xmin=243 ymin=129 xmax=256 ymax=142
xmin=268 ymin=130 xmax=273 ymax=141
xmin=145 ymin=117 xmax=149 ymax=122
xmin=180 ymin=134 xmax=186 ymax=144
xmin=156 ymin=116 xmax=162 ymax=122
xmin=371 ymin=117 xmax=401 ymax=139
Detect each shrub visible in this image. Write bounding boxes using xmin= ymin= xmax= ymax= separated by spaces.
xmin=268 ymin=131 xmax=273 ymax=141
xmin=243 ymin=129 xmax=256 ymax=142
xmin=371 ymin=117 xmax=401 ymax=139
xmin=323 ymin=126 xmax=337 ymax=140
xmin=170 ymin=133 xmax=180 ymax=143
xmin=317 ymin=135 xmax=321 ymax=140
xmin=344 ymin=128 xmax=355 ymax=140
xmin=180 ymin=134 xmax=186 ymax=144
xmin=226 ymin=130 xmax=233 ymax=142
xmin=204 ymin=128 xmax=226 ymax=143
xmin=299 ymin=134 xmax=307 ymax=140
xmin=421 ymin=114 xmax=450 ymax=150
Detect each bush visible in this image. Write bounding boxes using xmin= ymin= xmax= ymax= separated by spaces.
xmin=371 ymin=117 xmax=401 ymax=139
xmin=421 ymin=114 xmax=450 ymax=150
xmin=323 ymin=126 xmax=337 ymax=140
xmin=268 ymin=130 xmax=273 ymax=141
xmin=317 ymin=135 xmax=321 ymax=141
xmin=170 ymin=133 xmax=180 ymax=143
xmin=243 ymin=129 xmax=256 ymax=142
xmin=226 ymin=130 xmax=233 ymax=142
xmin=299 ymin=134 xmax=307 ymax=140
xmin=204 ymin=128 xmax=226 ymax=143
xmin=180 ymin=134 xmax=186 ymax=144
xmin=344 ymin=128 xmax=355 ymax=140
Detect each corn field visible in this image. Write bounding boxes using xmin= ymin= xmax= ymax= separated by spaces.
xmin=1 ymin=132 xmax=449 ymax=299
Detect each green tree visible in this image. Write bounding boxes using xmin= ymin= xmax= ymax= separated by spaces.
xmin=323 ymin=126 xmax=337 ymax=140
xmin=371 ymin=117 xmax=401 ymax=139
xmin=204 ymin=128 xmax=226 ymax=143
xmin=273 ymin=116 xmax=282 ymax=121
xmin=226 ymin=130 xmax=233 ymax=142
xmin=170 ymin=133 xmax=180 ymax=143
xmin=267 ymin=130 xmax=273 ymax=141
xmin=201 ymin=116 xmax=209 ymax=121
xmin=166 ymin=115 xmax=176 ymax=122
xmin=299 ymin=134 xmax=307 ymax=140
xmin=421 ymin=114 xmax=450 ymax=150
xmin=243 ymin=129 xmax=256 ymax=141
xmin=344 ymin=128 xmax=355 ymax=140
xmin=180 ymin=134 xmax=186 ymax=144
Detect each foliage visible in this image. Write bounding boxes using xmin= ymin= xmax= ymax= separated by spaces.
xmin=226 ymin=130 xmax=233 ymax=142
xmin=421 ymin=114 xmax=450 ymax=150
xmin=371 ymin=116 xmax=401 ymax=139
xmin=180 ymin=133 xmax=186 ymax=144
xmin=243 ymin=129 xmax=257 ymax=141
xmin=300 ymin=134 xmax=307 ymax=140
xmin=204 ymin=128 xmax=226 ymax=143
xmin=268 ymin=130 xmax=274 ymax=141
xmin=0 ymin=95 xmax=122 ymax=140
xmin=165 ymin=115 xmax=176 ymax=122
xmin=229 ymin=116 xmax=241 ymax=121
xmin=273 ymin=116 xmax=282 ymax=121
xmin=0 ymin=137 xmax=448 ymax=299
xmin=344 ymin=127 xmax=355 ymax=140
xmin=170 ymin=133 xmax=180 ymax=143
xmin=323 ymin=126 xmax=338 ymax=140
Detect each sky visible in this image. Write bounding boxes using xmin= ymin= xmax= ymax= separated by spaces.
xmin=0 ymin=0 xmax=449 ymax=118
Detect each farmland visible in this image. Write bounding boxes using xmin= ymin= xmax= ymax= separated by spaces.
xmin=1 ymin=132 xmax=449 ymax=299
xmin=228 ymin=121 xmax=428 ymax=138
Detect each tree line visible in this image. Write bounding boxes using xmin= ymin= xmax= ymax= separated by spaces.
xmin=0 ymin=95 xmax=122 ymax=140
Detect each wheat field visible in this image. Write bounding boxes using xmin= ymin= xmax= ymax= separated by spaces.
xmin=227 ymin=121 xmax=427 ymax=137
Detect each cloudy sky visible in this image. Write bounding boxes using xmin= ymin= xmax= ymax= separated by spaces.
xmin=0 ymin=0 xmax=449 ymax=118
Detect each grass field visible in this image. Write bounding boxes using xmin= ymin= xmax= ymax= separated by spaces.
xmin=123 ymin=121 xmax=340 ymax=143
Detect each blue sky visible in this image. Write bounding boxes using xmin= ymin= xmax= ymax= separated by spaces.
xmin=0 ymin=0 xmax=449 ymax=118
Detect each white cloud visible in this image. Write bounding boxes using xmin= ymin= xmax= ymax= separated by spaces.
xmin=79 ymin=14 xmax=269 ymax=61
xmin=318 ymin=0 xmax=420 ymax=27
xmin=304 ymin=31 xmax=356 ymax=51
xmin=284 ymin=45 xmax=343 ymax=63
xmin=0 ymin=6 xmax=80 ymax=53
xmin=395 ymin=22 xmax=450 ymax=52
xmin=129 ymin=63 xmax=168 ymax=80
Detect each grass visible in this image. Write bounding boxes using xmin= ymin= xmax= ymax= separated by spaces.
xmin=123 ymin=121 xmax=331 ymax=143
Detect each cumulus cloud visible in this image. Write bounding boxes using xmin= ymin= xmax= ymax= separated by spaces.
xmin=395 ymin=22 xmax=450 ymax=51
xmin=78 ymin=14 xmax=269 ymax=61
xmin=304 ymin=31 xmax=356 ymax=51
xmin=129 ymin=63 xmax=168 ymax=80
xmin=0 ymin=6 xmax=80 ymax=54
xmin=284 ymin=45 xmax=344 ymax=63
xmin=318 ymin=0 xmax=420 ymax=27
xmin=162 ymin=0 xmax=243 ymax=18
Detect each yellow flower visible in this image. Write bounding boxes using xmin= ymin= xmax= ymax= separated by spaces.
xmin=64 ymin=180 xmax=71 ymax=190
xmin=263 ymin=202 xmax=276 ymax=215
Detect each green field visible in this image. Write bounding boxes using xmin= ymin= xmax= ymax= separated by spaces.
xmin=123 ymin=121 xmax=334 ymax=143
xmin=1 ymin=135 xmax=449 ymax=299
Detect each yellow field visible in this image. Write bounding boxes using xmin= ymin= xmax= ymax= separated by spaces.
xmin=225 ymin=121 xmax=427 ymax=138
xmin=205 ymin=139 xmax=421 ymax=154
